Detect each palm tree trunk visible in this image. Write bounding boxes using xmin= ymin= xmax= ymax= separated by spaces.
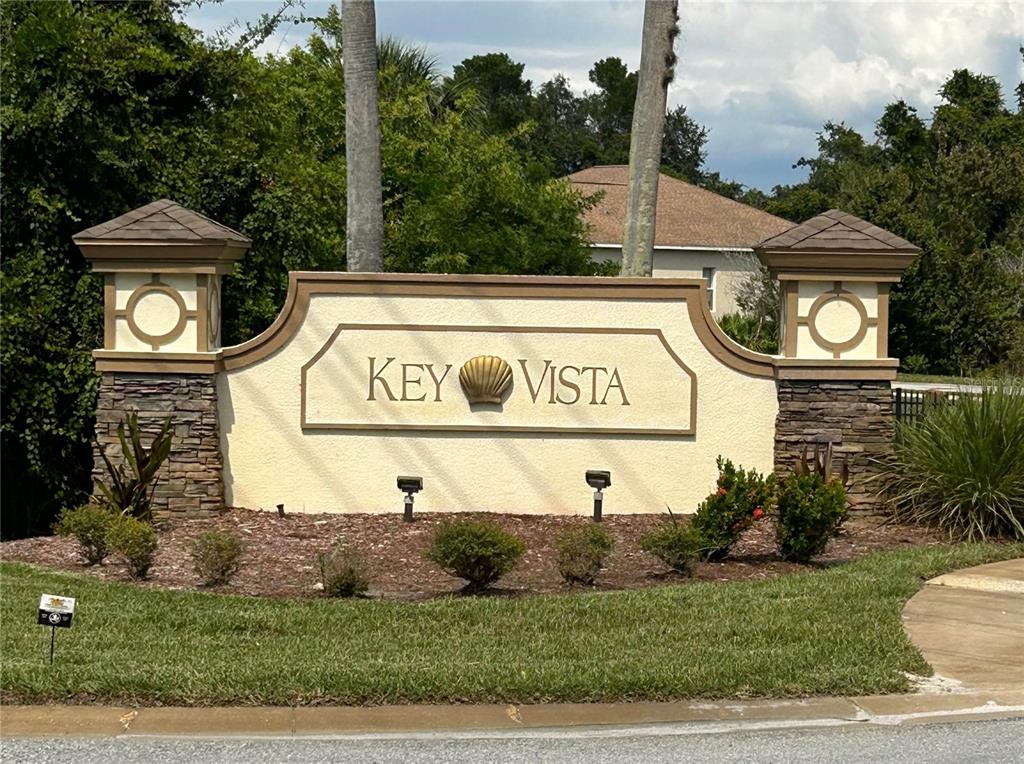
xmin=342 ymin=0 xmax=384 ymax=272
xmin=621 ymin=0 xmax=679 ymax=276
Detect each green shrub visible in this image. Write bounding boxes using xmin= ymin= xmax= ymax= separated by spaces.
xmin=639 ymin=512 xmax=700 ymax=575
xmin=690 ymin=457 xmax=773 ymax=561
xmin=425 ymin=519 xmax=525 ymax=592
xmin=878 ymin=381 xmax=1024 ymax=540
xmin=717 ymin=312 xmax=778 ymax=354
xmin=106 ymin=515 xmax=158 ymax=580
xmin=317 ymin=541 xmax=370 ymax=598
xmin=188 ymin=531 xmax=244 ymax=587
xmin=53 ymin=504 xmax=116 ymax=565
xmin=776 ymin=472 xmax=847 ymax=562
xmin=95 ymin=412 xmax=173 ymax=522
xmin=556 ymin=524 xmax=614 ymax=585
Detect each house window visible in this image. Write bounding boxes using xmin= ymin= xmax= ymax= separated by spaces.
xmin=702 ymin=267 xmax=716 ymax=311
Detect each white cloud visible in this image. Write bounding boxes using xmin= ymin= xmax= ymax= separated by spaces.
xmin=184 ymin=0 xmax=1024 ymax=190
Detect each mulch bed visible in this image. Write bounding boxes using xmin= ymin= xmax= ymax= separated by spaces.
xmin=0 ymin=509 xmax=945 ymax=601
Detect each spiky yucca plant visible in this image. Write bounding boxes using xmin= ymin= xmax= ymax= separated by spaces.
xmin=877 ymin=381 xmax=1024 ymax=540
xmin=95 ymin=412 xmax=172 ymax=522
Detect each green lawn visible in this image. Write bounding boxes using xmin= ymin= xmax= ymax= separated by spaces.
xmin=896 ymin=373 xmax=987 ymax=385
xmin=2 ymin=543 xmax=1021 ymax=706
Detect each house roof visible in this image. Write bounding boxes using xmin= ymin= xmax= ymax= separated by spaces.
xmin=758 ymin=209 xmax=920 ymax=252
xmin=73 ymin=199 xmax=250 ymax=244
xmin=566 ymin=165 xmax=792 ymax=249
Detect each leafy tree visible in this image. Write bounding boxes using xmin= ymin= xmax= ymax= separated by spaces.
xmin=0 ymin=0 xmax=244 ymax=538
xmin=0 ymin=3 xmax=596 ymax=539
xmin=449 ymin=52 xmax=532 ymax=134
xmin=761 ymin=68 xmax=1024 ymax=375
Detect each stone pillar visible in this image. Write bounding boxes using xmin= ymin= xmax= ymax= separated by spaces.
xmin=774 ymin=379 xmax=894 ymax=511
xmin=74 ymin=199 xmax=250 ymax=519
xmin=93 ymin=373 xmax=223 ymax=517
xmin=756 ymin=209 xmax=921 ymax=510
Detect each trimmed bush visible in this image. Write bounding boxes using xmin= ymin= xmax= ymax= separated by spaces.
xmin=106 ymin=515 xmax=158 ymax=580
xmin=878 ymin=381 xmax=1024 ymax=540
xmin=556 ymin=524 xmax=614 ymax=585
xmin=690 ymin=457 xmax=773 ymax=561
xmin=639 ymin=513 xmax=700 ymax=575
xmin=425 ymin=519 xmax=525 ymax=592
xmin=53 ymin=504 xmax=116 ymax=565
xmin=317 ymin=541 xmax=370 ymax=598
xmin=188 ymin=531 xmax=244 ymax=587
xmin=776 ymin=472 xmax=847 ymax=563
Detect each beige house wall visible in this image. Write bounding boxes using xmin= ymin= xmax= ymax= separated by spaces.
xmin=218 ymin=282 xmax=779 ymax=515
xmin=590 ymin=245 xmax=759 ymax=316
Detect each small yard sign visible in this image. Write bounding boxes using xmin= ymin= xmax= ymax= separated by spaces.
xmin=38 ymin=593 xmax=75 ymax=628
xmin=38 ymin=593 xmax=76 ymax=664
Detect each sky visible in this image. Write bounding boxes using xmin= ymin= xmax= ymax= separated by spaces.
xmin=184 ymin=1 xmax=1024 ymax=192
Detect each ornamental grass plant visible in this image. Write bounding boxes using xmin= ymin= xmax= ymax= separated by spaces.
xmin=878 ymin=380 xmax=1024 ymax=540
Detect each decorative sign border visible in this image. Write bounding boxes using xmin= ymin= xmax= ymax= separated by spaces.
xmin=300 ymin=324 xmax=698 ymax=436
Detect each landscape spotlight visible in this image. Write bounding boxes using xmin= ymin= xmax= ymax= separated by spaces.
xmin=397 ymin=475 xmax=423 ymax=522
xmin=585 ymin=470 xmax=611 ymax=521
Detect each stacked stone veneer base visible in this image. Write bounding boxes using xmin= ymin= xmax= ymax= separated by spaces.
xmin=775 ymin=380 xmax=893 ymax=512
xmin=93 ymin=373 xmax=223 ymax=518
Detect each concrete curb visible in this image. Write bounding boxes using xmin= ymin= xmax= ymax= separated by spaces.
xmin=2 ymin=690 xmax=1022 ymax=738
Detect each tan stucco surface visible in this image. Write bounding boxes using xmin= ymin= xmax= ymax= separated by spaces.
xmin=220 ymin=291 xmax=779 ymax=515
xmin=796 ymin=280 xmax=879 ymax=360
xmin=114 ymin=272 xmax=198 ymax=352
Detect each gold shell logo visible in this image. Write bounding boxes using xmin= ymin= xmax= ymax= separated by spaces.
xmin=459 ymin=355 xmax=513 ymax=404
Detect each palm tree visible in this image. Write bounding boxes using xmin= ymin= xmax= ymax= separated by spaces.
xmin=621 ymin=0 xmax=679 ymax=276
xmin=342 ymin=0 xmax=384 ymax=271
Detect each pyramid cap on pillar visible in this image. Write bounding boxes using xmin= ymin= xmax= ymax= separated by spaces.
xmin=74 ymin=199 xmax=251 ymax=275
xmin=755 ymin=209 xmax=920 ymax=282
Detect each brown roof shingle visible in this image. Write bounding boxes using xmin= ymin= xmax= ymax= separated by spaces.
xmin=758 ymin=209 xmax=920 ymax=252
xmin=566 ymin=165 xmax=792 ymax=249
xmin=73 ymin=200 xmax=250 ymax=244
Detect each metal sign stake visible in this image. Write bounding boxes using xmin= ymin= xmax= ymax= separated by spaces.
xmin=50 ymin=624 xmax=56 ymax=665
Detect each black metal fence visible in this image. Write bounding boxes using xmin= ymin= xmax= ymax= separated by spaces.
xmin=892 ymin=388 xmax=975 ymax=424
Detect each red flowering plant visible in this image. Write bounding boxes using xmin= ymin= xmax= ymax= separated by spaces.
xmin=690 ymin=456 xmax=775 ymax=561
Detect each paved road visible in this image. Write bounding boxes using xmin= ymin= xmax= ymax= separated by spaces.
xmin=4 ymin=718 xmax=1023 ymax=763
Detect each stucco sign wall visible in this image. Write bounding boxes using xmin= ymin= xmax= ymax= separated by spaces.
xmin=79 ymin=202 xmax=915 ymax=519
xmin=215 ymin=274 xmax=780 ymax=514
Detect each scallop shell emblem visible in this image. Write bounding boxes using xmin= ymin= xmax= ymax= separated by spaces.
xmin=459 ymin=355 xmax=513 ymax=404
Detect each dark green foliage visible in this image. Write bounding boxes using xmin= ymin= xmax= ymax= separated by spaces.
xmin=95 ymin=414 xmax=172 ymax=522
xmin=53 ymin=504 xmax=116 ymax=565
xmin=188 ymin=531 xmax=245 ymax=587
xmin=0 ymin=0 xmax=229 ymax=539
xmin=425 ymin=519 xmax=525 ymax=592
xmin=878 ymin=381 xmax=1024 ymax=540
xmin=776 ymin=473 xmax=848 ymax=563
xmin=317 ymin=540 xmax=370 ymax=598
xmin=555 ymin=524 xmax=615 ymax=585
xmin=717 ymin=313 xmax=778 ymax=353
xmin=105 ymin=515 xmax=158 ymax=580
xmin=762 ymin=69 xmax=1024 ymax=376
xmin=638 ymin=511 xmax=699 ymax=575
xmin=690 ymin=458 xmax=774 ymax=561
xmin=0 ymin=6 xmax=597 ymax=538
